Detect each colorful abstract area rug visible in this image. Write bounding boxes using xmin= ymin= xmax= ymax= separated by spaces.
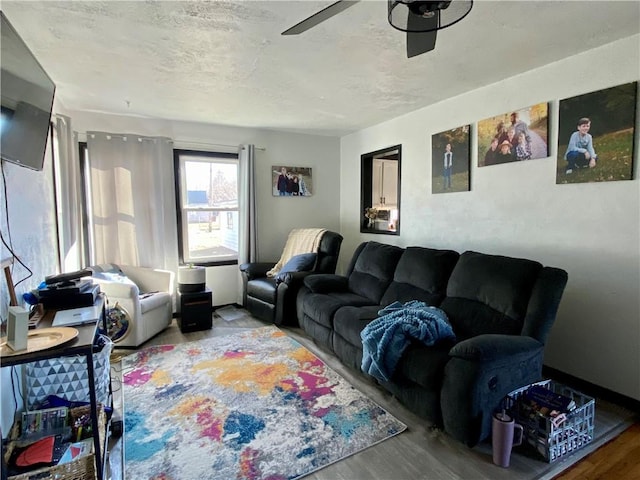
xmin=122 ymin=326 xmax=406 ymax=479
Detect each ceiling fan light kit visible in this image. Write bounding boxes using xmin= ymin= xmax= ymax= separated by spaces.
xmin=281 ymin=0 xmax=473 ymax=58
xmin=388 ymin=0 xmax=473 ymax=57
xmin=387 ymin=1 xmax=473 ymax=33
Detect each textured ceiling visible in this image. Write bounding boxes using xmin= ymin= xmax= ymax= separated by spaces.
xmin=2 ymin=1 xmax=639 ymax=137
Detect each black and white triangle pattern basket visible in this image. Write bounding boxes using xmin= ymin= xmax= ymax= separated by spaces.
xmin=25 ymin=335 xmax=113 ymax=408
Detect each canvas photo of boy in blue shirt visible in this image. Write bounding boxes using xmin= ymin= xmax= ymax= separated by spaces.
xmin=564 ymin=117 xmax=597 ymax=174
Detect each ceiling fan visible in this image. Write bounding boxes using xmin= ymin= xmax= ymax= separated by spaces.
xmin=282 ymin=1 xmax=473 ymax=58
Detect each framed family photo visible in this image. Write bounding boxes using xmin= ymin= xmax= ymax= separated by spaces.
xmin=272 ymin=166 xmax=313 ymax=196
xmin=477 ymin=103 xmax=549 ymax=167
xmin=556 ymin=82 xmax=637 ymax=184
xmin=431 ymin=125 xmax=471 ymax=194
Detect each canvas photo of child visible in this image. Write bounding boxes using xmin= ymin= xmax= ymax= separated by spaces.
xmin=557 ymin=82 xmax=637 ymax=184
xmin=431 ymin=125 xmax=470 ymax=194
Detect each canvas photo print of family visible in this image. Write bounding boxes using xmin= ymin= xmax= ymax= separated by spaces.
xmin=556 ymin=81 xmax=637 ymax=185
xmin=477 ymin=102 xmax=549 ymax=167
xmin=272 ymin=166 xmax=313 ymax=197
xmin=431 ymin=125 xmax=471 ymax=194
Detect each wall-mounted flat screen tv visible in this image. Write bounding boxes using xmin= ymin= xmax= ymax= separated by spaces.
xmin=1 ymin=11 xmax=56 ymax=171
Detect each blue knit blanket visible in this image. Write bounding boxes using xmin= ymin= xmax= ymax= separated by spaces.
xmin=360 ymin=300 xmax=456 ymax=382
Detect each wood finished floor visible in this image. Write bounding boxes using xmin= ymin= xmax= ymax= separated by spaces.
xmin=106 ymin=308 xmax=638 ymax=480
xmin=552 ymin=422 xmax=640 ymax=480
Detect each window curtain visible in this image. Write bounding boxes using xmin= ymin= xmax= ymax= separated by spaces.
xmin=238 ymin=144 xmax=257 ymax=303
xmin=86 ymin=132 xmax=179 ymax=271
xmin=52 ymin=115 xmax=85 ymax=272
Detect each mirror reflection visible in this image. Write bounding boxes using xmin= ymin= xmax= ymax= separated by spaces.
xmin=361 ymin=145 xmax=401 ymax=235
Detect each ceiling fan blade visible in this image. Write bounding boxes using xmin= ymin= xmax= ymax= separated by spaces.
xmin=282 ymin=1 xmax=360 ymax=35
xmin=406 ymin=30 xmax=437 ymax=57
xmin=406 ymin=12 xmax=438 ymax=58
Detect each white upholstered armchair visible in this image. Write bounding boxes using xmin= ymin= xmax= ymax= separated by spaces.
xmin=89 ymin=264 xmax=175 ymax=347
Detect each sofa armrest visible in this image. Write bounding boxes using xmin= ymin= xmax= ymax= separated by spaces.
xmin=120 ymin=265 xmax=175 ymax=294
xmin=92 ymin=279 xmax=141 ymax=323
xmin=303 ymin=274 xmax=349 ymax=294
xmin=275 ymin=270 xmax=313 ymax=286
xmin=449 ymin=334 xmax=543 ymax=362
xmin=239 ymin=262 xmax=274 ymax=280
xmin=93 ymin=279 xmax=139 ymax=298
xmin=441 ymin=334 xmax=545 ymax=447
xmin=274 ymin=272 xmax=315 ymax=327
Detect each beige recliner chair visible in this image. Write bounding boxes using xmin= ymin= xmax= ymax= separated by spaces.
xmin=89 ymin=264 xmax=175 ymax=347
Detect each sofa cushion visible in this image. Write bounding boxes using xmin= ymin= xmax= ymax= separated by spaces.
xmin=333 ymin=305 xmax=380 ymax=347
xmin=92 ymin=271 xmax=136 ymax=287
xmin=394 ymin=340 xmax=454 ymax=389
xmin=304 ymin=274 xmax=349 ymax=294
xmin=440 ymin=251 xmax=543 ymax=339
xmin=301 ymin=292 xmax=376 ymax=329
xmin=348 ymin=242 xmax=404 ymax=303
xmin=90 ymin=263 xmax=124 ymax=275
xmin=277 ymin=253 xmax=317 ymax=281
xmin=315 ymin=231 xmax=343 ymax=274
xmin=381 ymin=247 xmax=459 ymax=306
xmin=91 ymin=270 xmax=139 ymax=297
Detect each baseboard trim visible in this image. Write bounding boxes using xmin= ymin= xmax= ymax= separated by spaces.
xmin=543 ymin=365 xmax=640 ymax=412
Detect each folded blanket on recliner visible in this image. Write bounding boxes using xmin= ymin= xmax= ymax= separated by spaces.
xmin=360 ymin=300 xmax=456 ymax=382
xmin=266 ymin=228 xmax=327 ymax=277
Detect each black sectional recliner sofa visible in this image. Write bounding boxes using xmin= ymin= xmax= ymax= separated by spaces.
xmin=296 ymin=241 xmax=568 ymax=446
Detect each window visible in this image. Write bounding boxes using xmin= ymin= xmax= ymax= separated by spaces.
xmin=174 ymin=150 xmax=239 ymax=266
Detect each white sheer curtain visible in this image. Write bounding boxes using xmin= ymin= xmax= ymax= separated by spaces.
xmin=237 ymin=144 xmax=257 ymax=303
xmin=52 ymin=115 xmax=85 ymax=272
xmin=86 ymin=132 xmax=179 ymax=270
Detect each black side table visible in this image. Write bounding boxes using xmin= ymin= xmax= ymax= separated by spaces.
xmin=178 ymin=288 xmax=212 ymax=333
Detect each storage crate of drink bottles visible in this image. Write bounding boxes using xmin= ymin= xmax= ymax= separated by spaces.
xmin=504 ymin=379 xmax=595 ymax=462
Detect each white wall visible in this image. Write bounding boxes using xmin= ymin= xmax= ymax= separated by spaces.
xmin=0 ymin=148 xmax=58 ymax=436
xmin=67 ymin=111 xmax=341 ymax=305
xmin=339 ymin=35 xmax=640 ymax=401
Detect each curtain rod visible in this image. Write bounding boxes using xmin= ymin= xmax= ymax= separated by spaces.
xmin=85 ymin=132 xmax=172 ymax=142
xmin=72 ymin=130 xmax=266 ymax=151
xmin=177 ymin=140 xmax=266 ymax=151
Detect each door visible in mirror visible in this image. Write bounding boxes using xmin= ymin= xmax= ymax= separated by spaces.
xmin=361 ymin=145 xmax=401 ymax=235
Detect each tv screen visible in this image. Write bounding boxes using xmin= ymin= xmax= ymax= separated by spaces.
xmin=1 ymin=11 xmax=55 ymax=171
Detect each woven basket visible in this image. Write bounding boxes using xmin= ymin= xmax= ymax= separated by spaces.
xmin=4 ymin=405 xmax=106 ymax=480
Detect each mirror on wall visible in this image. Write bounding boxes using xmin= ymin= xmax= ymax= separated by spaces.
xmin=360 ymin=145 xmax=401 ymax=235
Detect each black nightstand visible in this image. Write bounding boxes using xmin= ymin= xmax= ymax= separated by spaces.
xmin=178 ymin=288 xmax=212 ymax=333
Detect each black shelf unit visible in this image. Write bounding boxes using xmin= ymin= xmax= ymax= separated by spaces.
xmin=1 ymin=297 xmax=112 ymax=480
